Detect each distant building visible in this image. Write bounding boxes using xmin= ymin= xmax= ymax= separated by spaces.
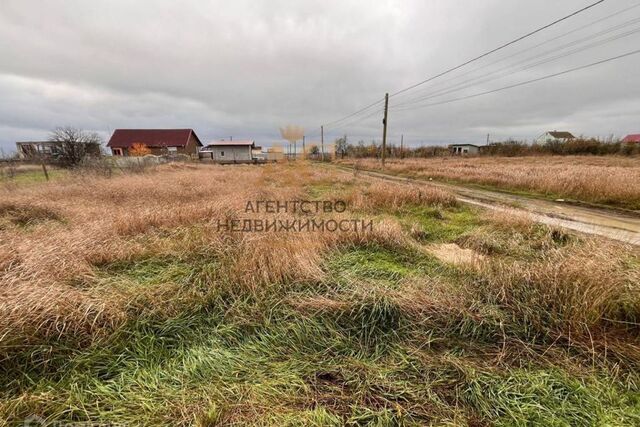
xmin=15 ymin=141 xmax=61 ymax=160
xmin=200 ymin=140 xmax=256 ymax=163
xmin=449 ymin=144 xmax=480 ymax=155
xmin=16 ymin=140 xmax=101 ymax=161
xmin=251 ymin=145 xmax=264 ymax=160
xmin=535 ymin=131 xmax=576 ymax=145
xmin=622 ymin=134 xmax=640 ymax=143
xmin=107 ymin=129 xmax=202 ymax=156
xmin=264 ymin=144 xmax=285 ymax=161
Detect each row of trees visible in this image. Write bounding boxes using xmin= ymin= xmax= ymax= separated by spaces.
xmin=335 ymin=137 xmax=453 ymax=159
xmin=480 ymin=139 xmax=640 ymax=156
xmin=333 ymin=136 xmax=640 ymax=158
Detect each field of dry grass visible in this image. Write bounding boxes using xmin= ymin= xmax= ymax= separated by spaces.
xmin=1 ymin=163 xmax=639 ymax=425
xmin=341 ymin=156 xmax=640 ymax=210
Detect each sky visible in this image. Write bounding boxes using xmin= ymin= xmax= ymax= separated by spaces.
xmin=1 ymin=0 xmax=639 ymax=154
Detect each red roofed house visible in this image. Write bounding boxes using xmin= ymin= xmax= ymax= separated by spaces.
xmin=107 ymin=129 xmax=202 ymax=156
xmin=622 ymin=134 xmax=640 ymax=144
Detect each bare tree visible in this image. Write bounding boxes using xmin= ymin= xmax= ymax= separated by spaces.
xmin=335 ymin=135 xmax=348 ymax=159
xmin=49 ymin=127 xmax=102 ymax=168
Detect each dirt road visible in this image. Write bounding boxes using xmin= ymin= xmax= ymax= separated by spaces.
xmin=332 ymin=164 xmax=640 ymax=246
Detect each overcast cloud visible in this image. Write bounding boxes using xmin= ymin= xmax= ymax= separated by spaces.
xmin=1 ymin=0 xmax=639 ymax=153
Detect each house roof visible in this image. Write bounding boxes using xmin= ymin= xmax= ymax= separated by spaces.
xmin=16 ymin=141 xmax=57 ymax=145
xmin=107 ymin=129 xmax=202 ymax=148
xmin=546 ymin=131 xmax=575 ymax=139
xmin=205 ymin=140 xmax=255 ymax=147
xmin=449 ymin=144 xmax=480 ymax=148
xmin=622 ymin=134 xmax=640 ymax=143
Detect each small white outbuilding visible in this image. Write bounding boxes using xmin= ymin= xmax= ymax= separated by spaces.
xmin=201 ymin=140 xmax=256 ymax=163
xmin=449 ymin=144 xmax=480 ymax=155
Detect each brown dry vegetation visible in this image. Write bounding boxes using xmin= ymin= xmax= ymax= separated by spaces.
xmin=0 ymin=162 xmax=639 ymax=425
xmin=342 ymin=156 xmax=640 ymax=210
xmin=344 ymin=181 xmax=457 ymax=212
xmin=0 ymin=164 xmax=401 ymax=352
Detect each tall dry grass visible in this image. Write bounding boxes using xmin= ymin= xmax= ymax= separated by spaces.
xmin=343 ymin=156 xmax=640 ymax=209
xmin=345 ymin=181 xmax=457 ymax=212
xmin=0 ymin=163 xmax=411 ymax=360
xmin=1 ymin=161 xmax=637 ymax=374
xmin=2 ymin=162 xmax=640 ymax=425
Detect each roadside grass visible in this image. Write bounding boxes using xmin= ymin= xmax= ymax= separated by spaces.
xmin=455 ymin=211 xmax=575 ymax=260
xmin=339 ymin=157 xmax=640 ymax=211
xmin=1 ymin=164 xmax=639 ymax=425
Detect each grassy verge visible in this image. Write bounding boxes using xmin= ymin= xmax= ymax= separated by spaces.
xmin=336 ymin=159 xmax=640 ymax=212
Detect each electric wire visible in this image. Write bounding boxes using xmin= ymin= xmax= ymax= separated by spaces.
xmin=391 ymin=49 xmax=640 ymax=112
xmin=316 ymin=0 xmax=608 ymax=132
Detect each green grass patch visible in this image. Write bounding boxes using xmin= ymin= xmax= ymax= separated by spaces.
xmin=96 ymin=257 xmax=198 ymax=288
xmin=399 ymin=205 xmax=483 ymax=243
xmin=0 ymin=168 xmax=67 ymax=185
xmin=325 ymin=244 xmax=447 ymax=289
xmin=305 ymin=179 xmax=356 ymax=199
xmin=464 ymin=369 xmax=640 ymax=426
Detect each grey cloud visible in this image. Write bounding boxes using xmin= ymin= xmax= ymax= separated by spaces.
xmin=1 ymin=0 xmax=639 ymax=153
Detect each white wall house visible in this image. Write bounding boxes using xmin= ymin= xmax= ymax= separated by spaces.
xmin=201 ymin=140 xmax=256 ymax=163
xmin=535 ymin=131 xmax=576 ymax=145
xmin=449 ymin=144 xmax=480 ymax=155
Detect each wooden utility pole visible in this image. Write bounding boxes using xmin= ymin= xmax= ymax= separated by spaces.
xmin=320 ymin=125 xmax=325 ymax=162
xmin=400 ymin=134 xmax=404 ymax=159
xmin=40 ymin=159 xmax=49 ymax=181
xmin=381 ymin=92 xmax=389 ymax=168
xmin=486 ymin=133 xmax=490 ymax=145
xmin=302 ymin=135 xmax=306 ymax=159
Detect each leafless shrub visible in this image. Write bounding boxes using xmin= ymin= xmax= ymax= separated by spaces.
xmin=0 ymin=160 xmax=18 ymax=180
xmin=49 ymin=126 xmax=103 ymax=168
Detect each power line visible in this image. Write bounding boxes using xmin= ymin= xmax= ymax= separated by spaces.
xmin=393 ymin=21 xmax=640 ymax=109
xmin=390 ymin=0 xmax=607 ymax=97
xmin=324 ymin=106 xmax=384 ymax=134
xmin=317 ymin=0 xmax=607 ymax=129
xmin=321 ymin=97 xmax=385 ymax=128
xmin=391 ymin=3 xmax=640 ymax=103
xmin=391 ymin=48 xmax=640 ymax=112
